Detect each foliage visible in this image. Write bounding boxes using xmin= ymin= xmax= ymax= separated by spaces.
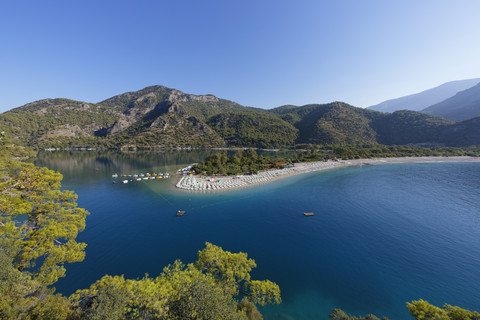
xmin=329 ymin=308 xmax=389 ymax=320
xmin=0 ymin=134 xmax=88 ymax=286
xmin=195 ymin=242 xmax=281 ymax=305
xmin=407 ymin=300 xmax=480 ymax=320
xmin=70 ymin=242 xmax=279 ymax=319
xmin=0 ymin=99 xmax=120 ymax=148
xmin=1 ymin=87 xmax=479 ymax=149
xmin=332 ymin=300 xmax=480 ymax=320
xmin=193 ymin=149 xmax=293 ymax=176
xmin=238 ymin=297 xmax=264 ymax=320
xmin=438 ymin=116 xmax=480 ymax=147
xmin=295 ymin=144 xmax=480 ymax=161
xmin=207 ymin=112 xmax=298 ymax=148
xmin=0 ymin=241 xmax=39 ymax=319
xmin=27 ymin=294 xmax=72 ymax=320
xmin=0 ymin=242 xmax=72 ymax=320
xmin=271 ymin=102 xmax=379 ymax=145
xmin=371 ymin=110 xmax=454 ymax=145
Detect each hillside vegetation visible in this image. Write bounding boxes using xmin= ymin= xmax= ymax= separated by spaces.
xmin=0 ymin=85 xmax=479 ymax=149
xmin=207 ymin=112 xmax=298 ymax=148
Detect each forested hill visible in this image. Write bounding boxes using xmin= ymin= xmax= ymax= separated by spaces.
xmin=0 ymin=85 xmax=479 ymax=149
xmin=269 ymin=103 xmax=459 ymax=146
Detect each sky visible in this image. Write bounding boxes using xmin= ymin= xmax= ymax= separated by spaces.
xmin=1 ymin=0 xmax=480 ymax=112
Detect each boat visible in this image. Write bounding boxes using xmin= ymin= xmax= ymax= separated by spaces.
xmin=177 ymin=210 xmax=185 ymax=216
xmin=304 ymin=212 xmax=315 ymax=216
xmin=122 ymin=180 xmax=128 ymax=184
xmin=112 ymin=173 xmax=118 ymax=178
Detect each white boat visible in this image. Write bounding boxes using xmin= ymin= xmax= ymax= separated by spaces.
xmin=122 ymin=180 xmax=128 ymax=184
xmin=112 ymin=174 xmax=118 ymax=178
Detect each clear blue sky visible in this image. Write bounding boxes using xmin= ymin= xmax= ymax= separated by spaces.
xmin=1 ymin=0 xmax=480 ymax=112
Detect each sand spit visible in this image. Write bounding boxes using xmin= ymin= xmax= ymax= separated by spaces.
xmin=175 ymin=156 xmax=480 ymax=192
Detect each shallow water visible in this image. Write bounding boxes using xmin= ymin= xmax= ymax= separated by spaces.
xmin=35 ymin=152 xmax=480 ymax=319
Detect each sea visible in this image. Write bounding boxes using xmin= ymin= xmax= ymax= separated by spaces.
xmin=35 ymin=151 xmax=480 ymax=320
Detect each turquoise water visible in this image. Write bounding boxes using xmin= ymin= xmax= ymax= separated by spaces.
xmin=35 ymin=152 xmax=480 ymax=319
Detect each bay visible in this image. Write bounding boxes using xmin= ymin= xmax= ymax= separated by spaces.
xmin=35 ymin=151 xmax=480 ymax=319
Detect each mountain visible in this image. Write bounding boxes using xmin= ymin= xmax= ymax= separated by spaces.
xmin=0 ymin=98 xmax=121 ymax=147
xmin=0 ymin=86 xmax=258 ymax=149
xmin=270 ymin=103 xmax=455 ymax=146
xmin=207 ymin=112 xmax=297 ymax=148
xmin=367 ymin=79 xmax=480 ymax=113
xmin=437 ymin=116 xmax=480 ymax=146
xmin=370 ymin=110 xmax=454 ymax=145
xmin=0 ymin=85 xmax=479 ymax=149
xmin=422 ymin=82 xmax=480 ymax=121
xmin=270 ymin=102 xmax=379 ymax=145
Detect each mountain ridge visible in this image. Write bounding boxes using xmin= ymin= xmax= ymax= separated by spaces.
xmin=0 ymin=85 xmax=479 ymax=149
xmin=422 ymin=82 xmax=480 ymax=121
xmin=367 ymin=78 xmax=480 ymax=113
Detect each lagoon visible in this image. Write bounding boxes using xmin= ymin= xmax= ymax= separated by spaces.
xmin=35 ymin=151 xmax=480 ymax=319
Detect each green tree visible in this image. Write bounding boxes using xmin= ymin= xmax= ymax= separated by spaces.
xmin=443 ymin=304 xmax=480 ymax=320
xmin=0 ymin=242 xmax=72 ymax=320
xmin=71 ymin=243 xmax=280 ymax=319
xmin=238 ymin=297 xmax=263 ymax=320
xmin=407 ymin=300 xmax=449 ymax=320
xmin=0 ymin=135 xmax=88 ymax=286
xmin=329 ymin=308 xmax=389 ymax=320
xmin=0 ymin=242 xmax=39 ymax=319
xmin=407 ymin=300 xmax=480 ymax=320
xmin=195 ymin=242 xmax=281 ymax=305
xmin=165 ymin=264 xmax=247 ymax=320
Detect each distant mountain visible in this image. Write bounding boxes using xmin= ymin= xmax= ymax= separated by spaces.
xmin=368 ymin=79 xmax=480 ymax=113
xmin=422 ymin=82 xmax=480 ymax=121
xmin=0 ymin=85 xmax=479 ymax=149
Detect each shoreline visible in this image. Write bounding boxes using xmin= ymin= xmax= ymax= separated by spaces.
xmin=175 ymin=156 xmax=480 ymax=192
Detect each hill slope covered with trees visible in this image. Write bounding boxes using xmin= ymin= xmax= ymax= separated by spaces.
xmin=0 ymin=85 xmax=479 ymax=149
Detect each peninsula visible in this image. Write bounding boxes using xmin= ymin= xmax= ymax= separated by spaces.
xmin=175 ymin=156 xmax=480 ymax=191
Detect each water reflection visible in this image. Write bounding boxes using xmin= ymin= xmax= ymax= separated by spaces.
xmin=35 ymin=149 xmax=295 ymax=181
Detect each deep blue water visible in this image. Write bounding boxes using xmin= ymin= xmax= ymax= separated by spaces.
xmin=35 ymin=152 xmax=480 ymax=319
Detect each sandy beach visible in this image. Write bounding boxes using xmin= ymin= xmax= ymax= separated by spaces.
xmin=175 ymin=156 xmax=480 ymax=191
